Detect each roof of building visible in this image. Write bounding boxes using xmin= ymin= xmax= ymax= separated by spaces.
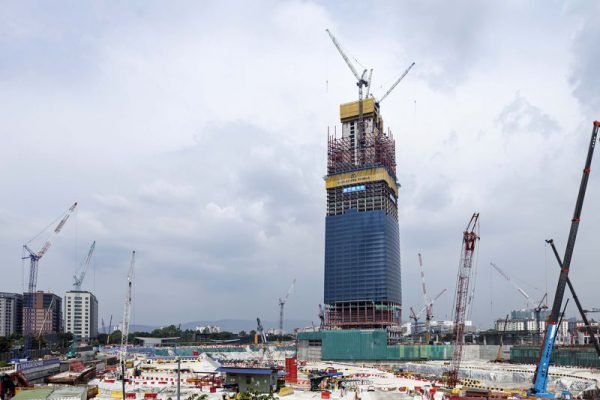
xmin=216 ymin=367 xmax=276 ymax=375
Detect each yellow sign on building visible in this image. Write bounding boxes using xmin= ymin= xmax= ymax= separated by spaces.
xmin=325 ymin=167 xmax=398 ymax=195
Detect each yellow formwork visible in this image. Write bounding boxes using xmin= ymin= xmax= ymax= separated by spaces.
xmin=325 ymin=167 xmax=398 ymax=195
xmin=339 ymin=98 xmax=377 ymax=121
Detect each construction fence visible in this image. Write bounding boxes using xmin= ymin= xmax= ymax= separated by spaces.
xmin=510 ymin=346 xmax=600 ymax=368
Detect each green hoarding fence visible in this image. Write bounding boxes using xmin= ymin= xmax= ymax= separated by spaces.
xmin=510 ymin=346 xmax=600 ymax=368
xmin=298 ymin=330 xmax=452 ymax=361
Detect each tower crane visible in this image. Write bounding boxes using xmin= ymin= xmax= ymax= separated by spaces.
xmin=529 ymin=121 xmax=599 ymax=398
xmin=325 ymin=29 xmax=415 ymax=159
xmin=417 ymin=253 xmax=442 ymax=344
xmin=120 ymin=251 xmax=135 ymax=388
xmin=255 ymin=317 xmax=267 ymax=344
xmin=325 ymin=29 xmax=370 ymax=154
xmin=73 ymin=241 xmax=96 ymax=291
xmin=318 ymin=304 xmax=325 ymax=330
xmin=22 ymin=202 xmax=77 ymax=358
xmin=409 ymin=289 xmax=446 ymax=340
xmin=490 ymin=262 xmax=531 ymax=307
xmin=448 ymin=212 xmax=480 ymax=388
xmin=278 ymin=278 xmax=296 ymax=343
xmin=107 ymin=314 xmax=113 ymax=345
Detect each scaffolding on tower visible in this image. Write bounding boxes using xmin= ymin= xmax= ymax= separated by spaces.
xmin=327 ymin=129 xmax=397 ymax=180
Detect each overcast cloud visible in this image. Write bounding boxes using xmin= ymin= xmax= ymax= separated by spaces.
xmin=1 ymin=1 xmax=599 ymax=330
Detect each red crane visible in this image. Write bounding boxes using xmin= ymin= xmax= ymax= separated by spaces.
xmin=448 ymin=212 xmax=480 ymax=388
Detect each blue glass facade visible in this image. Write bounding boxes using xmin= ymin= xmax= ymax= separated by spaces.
xmin=324 ymin=209 xmax=401 ymax=304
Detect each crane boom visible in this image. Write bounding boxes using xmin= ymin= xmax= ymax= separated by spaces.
xmin=35 ymin=202 xmax=78 ymax=259
xmin=448 ymin=213 xmax=480 ymax=388
xmin=377 ymin=62 xmax=415 ymax=104
xmin=530 ymin=121 xmax=599 ymax=398
xmin=73 ymin=241 xmax=96 ymax=291
xmin=325 ymin=29 xmax=363 ymax=82
xmin=490 ymin=262 xmax=530 ymax=302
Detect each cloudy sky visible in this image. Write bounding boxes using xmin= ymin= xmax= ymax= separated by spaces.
xmin=1 ymin=1 xmax=599 ymax=330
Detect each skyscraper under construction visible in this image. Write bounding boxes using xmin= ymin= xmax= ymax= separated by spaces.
xmin=324 ymin=97 xmax=401 ymax=330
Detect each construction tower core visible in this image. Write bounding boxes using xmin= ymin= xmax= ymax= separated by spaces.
xmin=324 ymin=97 xmax=401 ymax=330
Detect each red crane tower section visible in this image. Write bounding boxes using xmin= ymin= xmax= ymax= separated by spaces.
xmin=448 ymin=212 xmax=480 ymax=388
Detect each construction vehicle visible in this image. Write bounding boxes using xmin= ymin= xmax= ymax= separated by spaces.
xmin=448 ymin=212 xmax=480 ymax=388
xmin=278 ymin=278 xmax=296 ymax=342
xmin=529 ymin=121 xmax=599 ymax=398
xmin=21 ymin=202 xmax=77 ymax=358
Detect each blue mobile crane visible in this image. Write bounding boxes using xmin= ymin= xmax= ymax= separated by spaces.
xmin=529 ymin=121 xmax=600 ymax=398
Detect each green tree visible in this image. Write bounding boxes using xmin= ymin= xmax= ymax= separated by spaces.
xmin=0 ymin=336 xmax=10 ymax=353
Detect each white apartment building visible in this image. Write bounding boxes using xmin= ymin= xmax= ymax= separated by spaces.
xmin=0 ymin=292 xmax=23 ymax=336
xmin=64 ymin=291 xmax=98 ymax=340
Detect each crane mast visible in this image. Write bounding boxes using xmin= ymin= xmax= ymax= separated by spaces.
xmin=448 ymin=212 xmax=480 ymax=388
xmin=22 ymin=202 xmax=77 ymax=358
xmin=120 ymin=251 xmax=136 ymax=370
xmin=529 ymin=121 xmax=599 ymax=398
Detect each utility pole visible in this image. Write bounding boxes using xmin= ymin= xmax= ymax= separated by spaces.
xmin=177 ymin=357 xmax=181 ymax=400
